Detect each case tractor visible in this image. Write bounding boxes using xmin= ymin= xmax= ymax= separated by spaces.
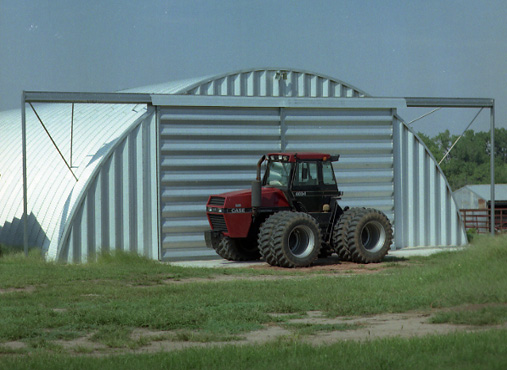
xmin=204 ymin=153 xmax=393 ymax=268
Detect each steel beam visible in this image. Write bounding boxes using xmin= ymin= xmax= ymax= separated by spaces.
xmin=405 ymin=97 xmax=494 ymax=108
xmin=24 ymin=91 xmax=152 ymax=104
xmin=21 ymin=92 xmax=28 ymax=257
xmin=490 ymin=104 xmax=495 ymax=235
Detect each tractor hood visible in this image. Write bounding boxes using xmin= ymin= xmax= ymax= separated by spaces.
xmin=210 ymin=187 xmax=290 ymax=209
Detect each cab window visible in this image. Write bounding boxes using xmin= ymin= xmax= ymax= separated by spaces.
xmin=293 ymin=162 xmax=319 ymax=187
xmin=265 ymin=161 xmax=291 ymax=187
xmin=322 ymin=161 xmax=337 ymax=186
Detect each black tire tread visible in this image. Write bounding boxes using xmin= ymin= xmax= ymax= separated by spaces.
xmin=345 ymin=208 xmax=393 ymax=264
xmin=270 ymin=212 xmax=322 ymax=268
xmin=258 ymin=213 xmax=285 ymax=266
xmin=332 ymin=208 xmax=362 ymax=261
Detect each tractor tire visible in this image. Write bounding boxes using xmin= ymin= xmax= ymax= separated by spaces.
xmin=258 ymin=213 xmax=285 ymax=266
xmin=269 ymin=212 xmax=322 ymax=268
xmin=345 ymin=208 xmax=393 ymax=263
xmin=214 ymin=236 xmax=261 ymax=261
xmin=332 ymin=208 xmax=362 ymax=261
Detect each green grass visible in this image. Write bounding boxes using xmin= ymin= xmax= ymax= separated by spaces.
xmin=0 ymin=234 xmax=506 ymax=366
xmin=0 ymin=330 xmax=505 ymax=370
xmin=431 ymin=305 xmax=507 ymax=326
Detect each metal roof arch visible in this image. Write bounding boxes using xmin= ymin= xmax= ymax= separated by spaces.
xmin=125 ymin=67 xmax=370 ymax=98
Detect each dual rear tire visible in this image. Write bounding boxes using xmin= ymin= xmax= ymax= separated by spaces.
xmin=259 ymin=212 xmax=322 ymax=268
xmin=332 ymin=208 xmax=392 ymax=263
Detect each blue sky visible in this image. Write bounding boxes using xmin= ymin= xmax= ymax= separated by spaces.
xmin=1 ymin=0 xmax=505 ymax=135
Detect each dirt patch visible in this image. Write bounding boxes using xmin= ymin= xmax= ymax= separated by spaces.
xmin=128 ymin=309 xmax=507 ymax=352
xmin=0 ymin=286 xmax=36 ymax=294
xmin=0 ymin=341 xmax=27 ymax=351
xmin=54 ymin=333 xmax=108 ymax=352
xmin=251 ymin=258 xmax=401 ymax=273
xmin=3 ymin=307 xmax=504 ymax=357
xmin=159 ymin=259 xmax=403 ymax=285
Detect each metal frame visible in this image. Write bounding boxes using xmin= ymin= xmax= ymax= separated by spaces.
xmin=21 ymin=91 xmax=152 ymax=257
xmin=21 ymin=92 xmax=496 ymax=257
xmin=405 ymin=97 xmax=496 ymax=235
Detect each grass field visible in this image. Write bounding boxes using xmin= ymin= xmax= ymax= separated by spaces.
xmin=0 ymin=235 xmax=506 ymax=369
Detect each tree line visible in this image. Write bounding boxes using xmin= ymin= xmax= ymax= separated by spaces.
xmin=417 ymin=128 xmax=507 ymax=190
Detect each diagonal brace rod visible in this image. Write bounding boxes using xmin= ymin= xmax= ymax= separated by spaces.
xmin=408 ymin=108 xmax=441 ymax=125
xmin=438 ymin=108 xmax=483 ymax=165
xmin=29 ymin=103 xmax=78 ymax=181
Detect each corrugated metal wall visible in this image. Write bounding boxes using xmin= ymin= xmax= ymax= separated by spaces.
xmin=283 ymin=108 xmax=395 ymax=219
xmin=393 ymin=119 xmax=466 ymax=247
xmin=158 ymin=103 xmax=396 ymax=259
xmin=53 ymin=110 xmax=159 ymax=262
xmin=158 ymin=106 xmax=281 ymax=259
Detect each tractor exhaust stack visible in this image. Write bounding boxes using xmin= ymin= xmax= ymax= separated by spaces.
xmin=251 ymin=155 xmax=265 ymax=213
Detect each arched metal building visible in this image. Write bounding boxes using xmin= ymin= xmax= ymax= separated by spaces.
xmin=0 ymin=68 xmax=467 ymax=262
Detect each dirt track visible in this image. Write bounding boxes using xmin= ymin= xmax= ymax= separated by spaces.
xmin=2 ymin=306 xmax=505 ymax=356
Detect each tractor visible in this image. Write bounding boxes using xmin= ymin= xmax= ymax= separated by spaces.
xmin=204 ymin=153 xmax=393 ymax=267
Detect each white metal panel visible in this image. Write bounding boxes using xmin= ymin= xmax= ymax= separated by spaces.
xmin=0 ymin=103 xmax=147 ymax=251
xmin=393 ymin=117 xmax=467 ymax=248
xmin=52 ymin=110 xmax=158 ymax=262
xmin=158 ymin=106 xmax=281 ymax=259
xmin=158 ymin=103 xmax=396 ymax=259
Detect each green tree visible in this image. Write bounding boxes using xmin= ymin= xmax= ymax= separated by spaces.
xmin=417 ymin=128 xmax=507 ymax=190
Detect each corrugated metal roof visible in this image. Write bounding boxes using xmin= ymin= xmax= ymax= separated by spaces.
xmin=123 ymin=67 xmax=369 ymax=98
xmin=121 ymin=75 xmax=217 ymax=94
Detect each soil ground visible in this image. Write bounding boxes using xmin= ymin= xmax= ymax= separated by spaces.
xmin=3 ymin=306 xmax=505 ymax=356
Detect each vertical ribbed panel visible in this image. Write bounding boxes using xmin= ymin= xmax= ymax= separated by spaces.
xmin=158 ymin=105 xmax=395 ymax=259
xmin=0 ymin=104 xmax=147 ymax=251
xmin=185 ymin=69 xmax=367 ymax=98
xmin=158 ymin=107 xmax=281 ymax=259
xmin=393 ymin=118 xmax=466 ymax=248
xmin=56 ymin=111 xmax=158 ymax=262
xmin=284 ymin=108 xmax=395 ymax=219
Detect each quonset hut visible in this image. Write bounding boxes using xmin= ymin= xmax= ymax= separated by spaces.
xmin=0 ymin=68 xmax=467 ymax=262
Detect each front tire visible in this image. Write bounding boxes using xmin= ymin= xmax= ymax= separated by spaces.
xmin=213 ymin=236 xmax=261 ymax=261
xmin=270 ymin=212 xmax=322 ymax=267
xmin=258 ymin=213 xmax=284 ymax=266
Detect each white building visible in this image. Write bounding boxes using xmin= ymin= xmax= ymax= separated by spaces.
xmin=453 ymin=184 xmax=507 ymax=209
xmin=0 ymin=68 xmax=467 ymax=262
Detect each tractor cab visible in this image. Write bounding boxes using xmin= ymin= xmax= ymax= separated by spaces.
xmin=262 ymin=153 xmax=342 ymax=213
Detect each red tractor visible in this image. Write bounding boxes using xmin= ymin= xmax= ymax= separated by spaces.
xmin=204 ymin=153 xmax=393 ymax=267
